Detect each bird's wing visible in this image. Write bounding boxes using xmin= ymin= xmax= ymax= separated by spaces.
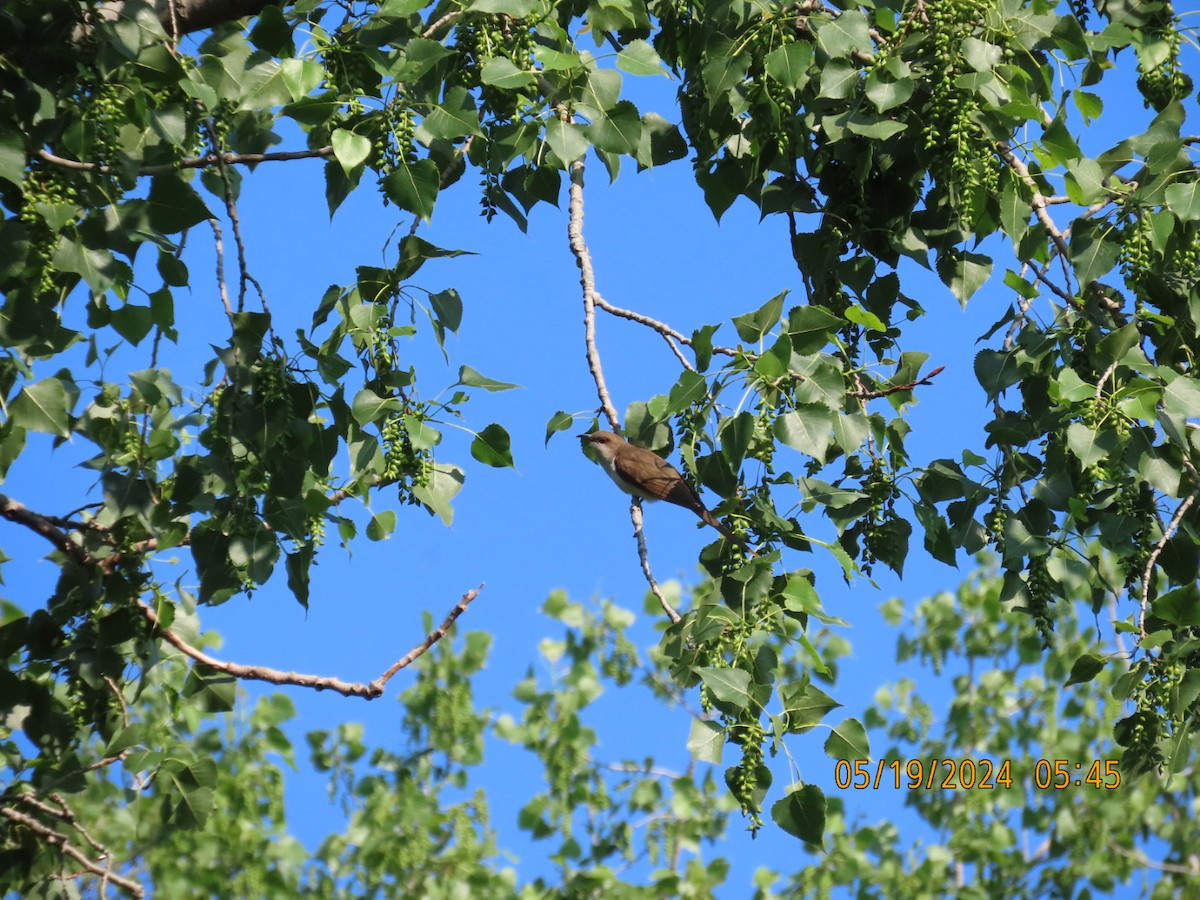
xmin=613 ymin=449 xmax=704 ymax=511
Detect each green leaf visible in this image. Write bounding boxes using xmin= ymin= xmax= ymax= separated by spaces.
xmin=350 ymin=388 xmax=401 ymax=425
xmin=819 ymin=59 xmax=858 ymax=100
xmin=331 ymin=129 xmax=372 ymax=176
xmin=1040 ymin=116 xmax=1082 ymax=167
xmin=412 ymin=463 xmax=465 ymax=525
xmin=1152 ymin=584 xmax=1200 ymax=627
xmin=732 ymin=291 xmax=787 ymax=343
xmin=544 ymin=118 xmax=589 ymax=165
xmin=771 ymin=783 xmax=826 ymax=844
xmin=764 ymin=42 xmax=813 ymax=91
xmin=1163 ymin=375 xmax=1200 ymax=418
xmin=468 ymin=0 xmax=534 ymax=13
xmin=1065 ymin=158 xmax=1107 ymax=205
xmin=470 ymin=423 xmax=514 ymax=468
xmin=786 ymin=306 xmax=842 ymax=354
xmin=1069 ymin=219 xmax=1121 ymax=286
xmin=421 ymin=87 xmax=483 ymax=140
xmin=480 ymin=57 xmax=535 ymax=89
xmin=616 ymin=39 xmax=666 ymax=76
xmin=428 ymin=288 xmax=462 ymax=346
xmin=666 ymin=370 xmax=708 ymax=414
xmin=1065 ymin=652 xmax=1107 ymax=686
xmin=823 ymin=717 xmax=869 ymax=760
xmin=9 ymin=378 xmax=72 ymax=437
xmin=161 ymin=757 xmax=217 ymax=827
xmin=111 ymin=304 xmax=154 ymax=345
xmin=636 ymin=112 xmax=687 ymax=168
xmin=974 ymin=349 xmax=1020 ymax=400
xmin=52 ymin=239 xmax=120 ymax=294
xmin=864 ymin=71 xmax=914 ymax=112
xmin=815 ymin=10 xmax=872 ymax=59
xmin=937 ymin=250 xmax=992 ymax=305
xmin=780 ymin=575 xmax=849 ymax=626
xmin=544 ymin=410 xmax=574 ymax=445
xmin=394 ymin=234 xmax=474 ymax=280
xmin=775 ymin=406 xmax=836 ymax=462
xmin=1166 ymin=181 xmax=1200 ymax=220
xmin=686 ymin=718 xmax=724 ymax=764
xmin=691 ymin=323 xmax=719 ymax=372
xmin=381 ymin=158 xmax=440 ymax=220
xmin=694 ymin=666 xmax=752 ymax=710
xmin=586 ymin=100 xmax=641 ymax=157
xmin=1065 ymin=422 xmax=1119 ymax=468
xmin=0 ymin=134 xmax=25 ymax=187
xmin=366 ymin=510 xmax=397 ymax=541
xmin=719 ymin=411 xmax=755 ymax=472
xmin=457 ymin=365 xmax=520 ymax=392
xmin=285 ymin=545 xmax=312 ymax=609
xmin=779 ymin=680 xmax=840 ymax=732
xmin=844 ymin=305 xmax=887 ymax=332
xmin=147 ymin=174 xmax=211 ymax=233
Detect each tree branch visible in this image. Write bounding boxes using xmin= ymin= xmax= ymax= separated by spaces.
xmin=78 ymin=0 xmax=280 ymax=41
xmin=37 ymin=146 xmax=334 ymax=178
xmin=1140 ymin=493 xmax=1195 ymax=637
xmin=848 ymin=365 xmax=944 ymax=400
xmin=630 ymin=500 xmax=681 ymax=624
xmin=568 ymin=159 xmax=620 ymax=430
xmin=0 ymin=493 xmax=483 ymax=698
xmin=139 ymin=585 xmax=484 ymax=698
xmin=0 ymin=806 xmax=145 ymax=899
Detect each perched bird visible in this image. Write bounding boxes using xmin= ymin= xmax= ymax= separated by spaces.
xmin=579 ymin=430 xmax=753 ymax=553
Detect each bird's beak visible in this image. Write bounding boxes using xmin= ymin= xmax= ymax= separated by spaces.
xmin=577 ymin=432 xmax=595 ymax=442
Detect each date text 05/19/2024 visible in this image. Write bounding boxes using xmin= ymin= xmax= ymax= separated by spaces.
xmin=834 ymin=758 xmax=1122 ymax=791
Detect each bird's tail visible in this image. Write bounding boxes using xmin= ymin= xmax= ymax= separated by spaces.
xmin=699 ymin=508 xmax=757 ymax=556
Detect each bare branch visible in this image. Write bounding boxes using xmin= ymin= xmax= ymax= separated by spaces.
xmin=568 ymin=159 xmax=621 ymax=430
xmin=997 ymin=141 xmax=1073 ymax=280
xmin=1107 ymin=840 xmax=1200 ymax=876
xmin=0 ymin=806 xmax=145 ymax=899
xmin=37 ymin=146 xmax=335 ymax=178
xmin=422 ymin=9 xmax=462 ymax=39
xmin=848 ymin=365 xmax=945 ymax=400
xmin=1141 ymin=493 xmax=1196 ymax=637
xmin=0 ymin=493 xmax=483 ymax=698
xmin=630 ymin=500 xmax=681 ymax=624
xmin=139 ymin=585 xmax=484 ymax=699
xmin=206 ymin=123 xmax=266 ymax=316
xmin=207 ymin=217 xmax=235 ymax=320
xmin=592 ymin=294 xmax=738 ymax=359
xmin=0 ymin=495 xmax=97 ymax=569
xmin=368 ymin=585 xmax=484 ymax=692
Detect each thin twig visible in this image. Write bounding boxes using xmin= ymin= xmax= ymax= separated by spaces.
xmin=207 ymin=218 xmax=234 ymax=320
xmin=593 ymin=293 xmax=738 ymax=358
xmin=630 ymin=500 xmax=681 ymax=624
xmin=848 ymin=365 xmax=944 ymax=400
xmin=1140 ymin=493 xmax=1195 ymax=636
xmin=1106 ymin=840 xmax=1200 ymax=876
xmin=367 ymin=586 xmax=484 ymax=691
xmin=997 ymin=141 xmax=1073 ymax=286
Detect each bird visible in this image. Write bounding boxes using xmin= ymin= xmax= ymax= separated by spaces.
xmin=579 ymin=430 xmax=754 ymax=553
